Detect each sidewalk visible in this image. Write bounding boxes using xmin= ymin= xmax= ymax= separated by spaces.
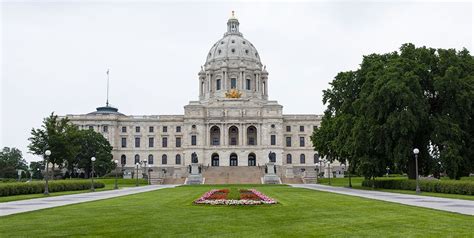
xmin=290 ymin=184 xmax=474 ymax=216
xmin=0 ymin=185 xmax=178 ymax=217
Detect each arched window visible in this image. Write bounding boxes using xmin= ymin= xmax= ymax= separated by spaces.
xmin=230 ymin=153 xmax=238 ymax=166
xmin=300 ymin=154 xmax=306 ymax=164
xmin=121 ymin=155 xmax=126 ymax=165
xmin=314 ymin=153 xmax=320 ymax=164
xmin=175 ymin=154 xmax=181 ymax=165
xmin=162 ymin=154 xmax=167 ymax=165
xmin=286 ymin=154 xmax=292 ymax=164
xmin=211 ymin=153 xmax=219 ymax=167
xmin=148 ymin=154 xmax=154 ymax=165
xmin=246 ymin=78 xmax=251 ymax=90
xmin=216 ymin=79 xmax=221 ymax=90
xmin=247 ymin=126 xmax=257 ymax=145
xmin=134 ymin=154 xmax=140 ymax=164
xmin=210 ymin=126 xmax=221 ymax=146
xmin=248 ymin=153 xmax=256 ymax=166
xmin=229 ymin=126 xmax=239 ymax=146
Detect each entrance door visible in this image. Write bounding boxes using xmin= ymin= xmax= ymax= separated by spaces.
xmin=211 ymin=154 xmax=219 ymax=167
xmin=230 ymin=153 xmax=238 ymax=166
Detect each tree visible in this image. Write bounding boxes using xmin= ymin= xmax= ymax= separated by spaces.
xmin=29 ymin=161 xmax=45 ymax=179
xmin=28 ymin=113 xmax=80 ymax=179
xmin=75 ymin=129 xmax=114 ymax=178
xmin=312 ymin=43 xmax=474 ymax=180
xmin=0 ymin=147 xmax=27 ymax=178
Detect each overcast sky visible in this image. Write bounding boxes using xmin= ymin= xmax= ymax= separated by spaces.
xmin=1 ymin=1 xmax=472 ymax=162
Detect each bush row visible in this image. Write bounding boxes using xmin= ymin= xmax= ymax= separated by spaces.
xmin=0 ymin=180 xmax=105 ymax=196
xmin=362 ymin=179 xmax=474 ymax=195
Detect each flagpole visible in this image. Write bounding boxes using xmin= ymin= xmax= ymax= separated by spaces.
xmin=106 ymin=69 xmax=110 ymax=107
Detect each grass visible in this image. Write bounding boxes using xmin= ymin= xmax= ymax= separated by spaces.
xmin=317 ymin=177 xmax=474 ymax=201
xmin=0 ymin=184 xmax=472 ymax=237
xmin=0 ymin=178 xmax=148 ymax=203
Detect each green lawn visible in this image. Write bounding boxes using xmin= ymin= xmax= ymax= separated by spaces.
xmin=0 ymin=178 xmax=148 ymax=203
xmin=318 ymin=177 xmax=474 ymax=201
xmin=0 ymin=185 xmax=472 ymax=237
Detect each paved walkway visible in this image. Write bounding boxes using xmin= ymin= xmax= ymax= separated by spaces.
xmin=0 ymin=185 xmax=178 ymax=217
xmin=290 ymin=184 xmax=474 ymax=216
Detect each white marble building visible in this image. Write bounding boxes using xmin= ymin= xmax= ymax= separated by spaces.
xmin=66 ymin=14 xmax=344 ymax=181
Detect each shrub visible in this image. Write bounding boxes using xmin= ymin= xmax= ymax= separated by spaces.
xmin=362 ymin=179 xmax=474 ymax=195
xmin=0 ymin=180 xmax=105 ymax=196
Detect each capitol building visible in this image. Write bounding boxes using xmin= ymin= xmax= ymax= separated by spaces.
xmin=66 ymin=14 xmax=343 ymax=184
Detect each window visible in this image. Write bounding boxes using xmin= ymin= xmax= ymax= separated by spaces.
xmin=89 ymin=125 xmax=94 ymax=130
xmin=300 ymin=137 xmax=305 ymax=147
xmin=300 ymin=125 xmax=304 ymax=132
xmin=176 ymin=126 xmax=181 ymax=133
xmin=191 ymin=135 xmax=197 ymax=146
xmin=121 ymin=126 xmax=127 ymax=133
xmin=286 ymin=137 xmax=292 ymax=147
xmin=135 ymin=137 xmax=141 ymax=148
xmin=300 ymin=154 xmax=306 ymax=164
xmin=286 ymin=126 xmax=291 ymax=132
xmin=216 ymin=79 xmax=221 ymax=90
xmin=121 ymin=138 xmax=127 ymax=148
xmin=246 ymin=79 xmax=251 ymax=90
xmin=314 ymin=153 xmax=320 ymax=164
xmin=121 ymin=155 xmax=126 ymax=165
xmin=162 ymin=154 xmax=167 ymax=164
xmin=286 ymin=154 xmax=292 ymax=164
xmin=148 ymin=154 xmax=154 ymax=164
xmin=149 ymin=137 xmax=154 ymax=148
xmin=135 ymin=126 xmax=140 ymax=133
xmin=103 ymin=126 xmax=108 ymax=133
xmin=163 ymin=126 xmax=168 ymax=133
xmin=270 ymin=135 xmax=276 ymax=145
xmin=313 ymin=125 xmax=318 ymax=131
xmin=175 ymin=154 xmax=181 ymax=165
xmin=231 ymin=48 xmax=235 ymax=53
xmin=134 ymin=154 xmax=140 ymax=164
xmin=231 ymin=78 xmax=236 ymax=89
xmin=176 ymin=137 xmax=181 ymax=148
xmin=162 ymin=137 xmax=168 ymax=147
xmin=149 ymin=126 xmax=154 ymax=133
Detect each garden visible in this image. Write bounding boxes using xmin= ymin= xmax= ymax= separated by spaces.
xmin=194 ymin=188 xmax=277 ymax=205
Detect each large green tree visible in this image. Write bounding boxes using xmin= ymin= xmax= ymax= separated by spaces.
xmin=28 ymin=113 xmax=81 ymax=178
xmin=75 ymin=129 xmax=114 ymax=178
xmin=0 ymin=147 xmax=27 ymax=178
xmin=312 ymin=43 xmax=474 ymax=179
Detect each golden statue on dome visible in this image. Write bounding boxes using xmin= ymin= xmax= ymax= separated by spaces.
xmin=225 ymin=89 xmax=242 ymax=98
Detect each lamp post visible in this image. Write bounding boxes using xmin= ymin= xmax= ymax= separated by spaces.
xmin=114 ymin=160 xmax=119 ymax=189
xmin=142 ymin=159 xmax=148 ymax=185
xmin=327 ymin=162 xmax=331 ymax=185
xmin=135 ymin=163 xmax=140 ymax=187
xmin=91 ymin=157 xmax=96 ymax=191
xmin=413 ymin=148 xmax=420 ymax=194
xmin=44 ymin=150 xmax=51 ymax=195
xmin=386 ymin=166 xmax=390 ymax=178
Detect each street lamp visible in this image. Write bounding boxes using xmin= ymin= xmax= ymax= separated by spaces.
xmin=114 ymin=160 xmax=119 ymax=189
xmin=44 ymin=150 xmax=51 ymax=195
xmin=142 ymin=159 xmax=148 ymax=185
xmin=386 ymin=166 xmax=390 ymax=177
xmin=91 ymin=157 xmax=96 ymax=192
xmin=327 ymin=162 xmax=331 ymax=185
xmin=135 ymin=162 xmax=140 ymax=186
xmin=413 ymin=148 xmax=420 ymax=194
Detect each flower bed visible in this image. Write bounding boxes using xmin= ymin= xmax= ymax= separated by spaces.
xmin=194 ymin=188 xmax=277 ymax=205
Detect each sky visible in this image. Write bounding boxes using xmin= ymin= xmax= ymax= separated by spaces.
xmin=1 ymin=0 xmax=472 ymax=163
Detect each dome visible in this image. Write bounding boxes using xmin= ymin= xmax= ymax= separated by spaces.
xmin=205 ymin=13 xmax=261 ymax=67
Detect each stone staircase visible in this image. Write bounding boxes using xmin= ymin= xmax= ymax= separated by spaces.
xmin=281 ymin=178 xmax=304 ymax=184
xmin=202 ymin=166 xmax=264 ymax=184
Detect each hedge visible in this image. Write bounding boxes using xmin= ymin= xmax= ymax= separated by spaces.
xmin=362 ymin=179 xmax=474 ymax=195
xmin=0 ymin=180 xmax=105 ymax=196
